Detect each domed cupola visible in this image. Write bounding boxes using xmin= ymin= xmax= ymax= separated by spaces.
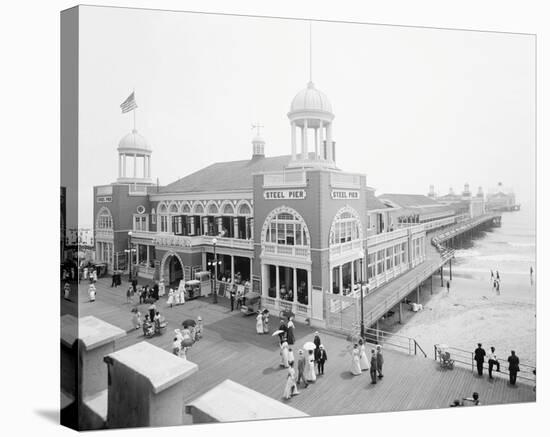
xmin=287 ymin=81 xmax=336 ymax=169
xmin=116 ymin=128 xmax=153 ymax=184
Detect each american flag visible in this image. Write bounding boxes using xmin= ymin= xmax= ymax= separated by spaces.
xmin=120 ymin=92 xmax=137 ymax=113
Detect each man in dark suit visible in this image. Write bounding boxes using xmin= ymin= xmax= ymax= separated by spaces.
xmin=507 ymin=350 xmax=520 ymax=385
xmin=278 ymin=319 xmax=288 ymax=343
xmin=474 ymin=343 xmax=486 ymax=376
xmin=370 ymin=349 xmax=378 ymax=384
xmin=316 ymin=345 xmax=328 ymax=375
xmin=376 ymin=344 xmax=384 ymax=378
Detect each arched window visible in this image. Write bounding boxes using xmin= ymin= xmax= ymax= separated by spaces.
xmin=329 ymin=207 xmax=363 ymax=245
xmin=181 ymin=204 xmax=191 ymax=214
xmin=158 ymin=203 xmax=169 ymax=233
xmin=238 ymin=202 xmax=252 ymax=216
xmin=207 ymin=203 xmax=219 ymax=215
xmin=158 ymin=203 xmax=168 ymax=214
xmin=169 ymin=203 xmax=178 ymax=214
xmin=193 ymin=203 xmax=204 ymax=215
xmin=222 ymin=203 xmax=235 ymax=215
xmin=96 ymin=208 xmax=113 ymax=229
xmin=262 ymin=207 xmax=310 ymax=247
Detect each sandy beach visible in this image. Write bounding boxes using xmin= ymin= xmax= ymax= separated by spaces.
xmin=393 ymin=271 xmax=536 ymax=366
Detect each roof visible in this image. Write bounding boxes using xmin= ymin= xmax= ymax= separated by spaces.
xmin=290 ymin=81 xmax=333 ymax=114
xmin=366 ymin=191 xmax=392 ymax=211
xmin=378 ymin=193 xmax=444 ymax=209
xmin=395 ymin=205 xmax=456 ymax=218
xmin=160 ymin=155 xmax=292 ymax=194
xmin=104 ymin=341 xmax=198 ymax=394
xmin=60 ymin=315 xmax=126 ymax=350
xmin=185 ymin=379 xmax=308 ymax=422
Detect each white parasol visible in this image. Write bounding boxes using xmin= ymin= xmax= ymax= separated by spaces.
xmin=303 ymin=341 xmax=316 ymax=351
xmin=272 ymin=329 xmax=284 ymax=336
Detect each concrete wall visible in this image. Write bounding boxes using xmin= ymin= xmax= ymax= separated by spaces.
xmin=80 ymin=340 xmax=116 ymax=399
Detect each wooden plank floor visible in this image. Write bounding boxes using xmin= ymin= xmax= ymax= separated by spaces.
xmin=72 ymin=277 xmax=535 ymax=424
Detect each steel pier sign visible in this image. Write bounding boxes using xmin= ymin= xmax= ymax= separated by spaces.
xmin=331 ymin=190 xmax=360 ymax=200
xmin=264 ymin=190 xmax=306 ymax=200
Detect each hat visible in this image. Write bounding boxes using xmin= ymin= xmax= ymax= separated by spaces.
xmin=197 ymin=316 xmax=202 ymax=321
xmin=376 ymin=344 xmax=382 ymax=350
xmin=320 ymin=345 xmax=324 ymax=349
xmin=314 ymin=331 xmax=319 ymax=335
xmin=298 ymin=349 xmax=304 ymax=355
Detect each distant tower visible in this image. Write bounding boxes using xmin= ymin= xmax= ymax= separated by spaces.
xmin=251 ymin=123 xmax=265 ymax=158
xmin=449 ymin=186 xmax=455 ymax=196
xmin=428 ymin=185 xmax=436 ymax=198
xmin=462 ymin=183 xmax=471 ymax=197
xmin=116 ymin=129 xmax=153 ymax=184
xmin=477 ymin=186 xmax=484 ymax=197
xmin=497 ymin=181 xmax=504 ymax=192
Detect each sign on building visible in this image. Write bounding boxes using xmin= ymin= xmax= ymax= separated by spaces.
xmin=331 ymin=190 xmax=360 ymax=200
xmin=263 ymin=190 xmax=306 ymax=200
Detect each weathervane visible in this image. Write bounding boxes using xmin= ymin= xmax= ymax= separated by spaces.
xmin=251 ymin=123 xmax=264 ymax=136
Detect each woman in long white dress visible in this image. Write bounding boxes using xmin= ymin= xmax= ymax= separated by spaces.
xmin=280 ymin=341 xmax=290 ymax=368
xmin=359 ymin=339 xmax=370 ymax=371
xmin=350 ymin=344 xmax=362 ymax=376
xmin=158 ymin=279 xmax=165 ymax=297
xmin=283 ymin=363 xmax=299 ymax=399
xmin=173 ymin=288 xmax=180 ymax=305
xmin=305 ymin=350 xmax=317 ymax=382
xmin=88 ymin=284 xmax=96 ymax=302
xmin=167 ymin=288 xmax=174 ymax=307
xmin=256 ymin=312 xmax=264 ymax=334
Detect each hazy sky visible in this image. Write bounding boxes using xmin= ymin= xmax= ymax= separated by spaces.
xmin=79 ymin=6 xmax=535 ymax=227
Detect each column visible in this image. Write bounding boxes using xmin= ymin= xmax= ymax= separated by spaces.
xmin=122 ymin=155 xmax=127 ymax=177
xmin=339 ymin=265 xmax=343 ymax=296
xmin=399 ymin=302 xmax=403 ymax=324
xmin=146 ymin=245 xmax=150 ymax=268
xmin=291 ymin=122 xmax=296 ymax=160
xmin=147 ymin=156 xmax=151 ymax=178
xmin=416 ymin=286 xmax=420 ymax=303
xmin=217 ymin=217 xmax=223 ymax=234
xmin=307 ymin=269 xmax=312 ymax=307
xmin=314 ymin=127 xmax=319 ymax=159
xmin=319 ymin=121 xmax=324 ymax=159
xmin=262 ymin=264 xmax=268 ymax=297
xmin=329 ymin=266 xmax=333 ymax=294
xmin=202 ymin=217 xmax=208 ymax=235
xmin=275 ymin=265 xmax=280 ymax=300
xmin=250 ymin=219 xmax=254 ymax=240
xmin=231 ymin=255 xmax=235 ymax=283
xmin=118 ymin=155 xmax=122 ymax=178
xmin=249 ymin=258 xmax=253 ymax=282
xmin=189 ymin=217 xmax=195 ymax=236
xmin=351 ymin=261 xmax=355 ymax=293
xmin=293 ymin=268 xmax=298 ymax=304
xmin=135 ymin=243 xmax=140 ymax=265
xmin=300 ymin=127 xmax=305 ymax=158
xmin=327 ymin=123 xmax=333 ymax=161
xmin=233 ymin=218 xmax=239 ymax=239
xmin=133 ymin=154 xmax=137 ymax=178
xmin=303 ymin=119 xmax=309 ymax=159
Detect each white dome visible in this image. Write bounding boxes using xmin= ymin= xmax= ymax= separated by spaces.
xmin=117 ymin=129 xmax=151 ymax=152
xmin=290 ymin=81 xmax=333 ymax=114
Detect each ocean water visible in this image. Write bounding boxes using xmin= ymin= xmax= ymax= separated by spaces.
xmin=396 ymin=206 xmax=536 ymax=366
xmin=453 ymin=206 xmax=536 ymax=280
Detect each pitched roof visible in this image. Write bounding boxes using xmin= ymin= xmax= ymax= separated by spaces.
xmin=378 ymin=193 xmax=443 ymax=208
xmin=366 ymin=191 xmax=392 ymax=211
xmin=159 ymin=155 xmax=292 ymax=193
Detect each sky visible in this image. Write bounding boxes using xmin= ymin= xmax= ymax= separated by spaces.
xmin=78 ymin=6 xmax=535 ymax=227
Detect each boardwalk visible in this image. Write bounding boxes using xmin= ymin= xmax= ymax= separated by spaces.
xmin=71 ymin=276 xmax=535 ymax=424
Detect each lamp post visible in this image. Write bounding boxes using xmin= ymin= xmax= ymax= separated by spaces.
xmin=359 ymin=249 xmax=366 ymax=339
xmin=125 ymin=231 xmax=136 ymax=281
xmin=212 ymin=237 xmax=218 ymax=304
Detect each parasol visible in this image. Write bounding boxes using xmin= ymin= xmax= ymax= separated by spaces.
xmin=272 ymin=329 xmax=284 ymax=337
xmin=182 ymin=319 xmax=197 ymax=327
xmin=303 ymin=341 xmax=316 ymax=351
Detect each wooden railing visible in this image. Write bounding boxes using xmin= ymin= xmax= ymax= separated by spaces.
xmin=434 ymin=344 xmax=536 ymax=384
xmin=263 ymin=170 xmax=307 ymax=188
xmin=262 ymin=243 xmax=310 ymax=258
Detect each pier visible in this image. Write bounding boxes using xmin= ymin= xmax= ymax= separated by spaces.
xmin=326 ymin=213 xmax=503 ymax=336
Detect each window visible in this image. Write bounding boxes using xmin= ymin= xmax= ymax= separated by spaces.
xmin=386 ymin=246 xmax=393 ymax=270
xmin=376 ymin=250 xmax=385 ymax=275
xmin=97 ymin=208 xmax=113 ymax=229
xmin=133 ymin=215 xmax=148 ymax=232
xmin=238 ymin=203 xmax=252 ymax=216
xmin=265 ymin=210 xmax=308 ymax=247
xmin=330 ymin=207 xmax=362 ymax=245
xmin=223 ymin=203 xmax=234 ymax=215
xmin=160 ymin=215 xmax=168 ymax=233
